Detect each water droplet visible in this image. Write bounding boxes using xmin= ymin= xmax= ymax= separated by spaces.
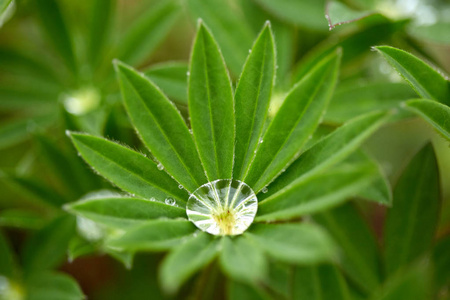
xmin=131 ymin=194 xmax=136 ymax=197
xmin=186 ymin=71 xmax=190 ymax=76
xmin=259 ymin=138 xmax=264 ymax=144
xmin=261 ymin=187 xmax=268 ymax=193
xmin=157 ymin=163 xmax=164 ymax=170
xmin=186 ymin=179 xmax=258 ymax=236
xmin=248 ymin=49 xmax=252 ymax=53
xmin=189 ymin=129 xmax=193 ymax=134
xmin=150 ymin=197 xmax=156 ymax=202
xmin=178 ymin=184 xmax=183 ymax=189
xmin=165 ymin=198 xmax=176 ymax=206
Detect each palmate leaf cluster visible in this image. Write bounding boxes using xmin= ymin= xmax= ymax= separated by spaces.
xmin=0 ymin=0 xmax=449 ymax=299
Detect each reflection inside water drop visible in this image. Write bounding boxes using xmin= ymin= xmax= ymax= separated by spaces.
xmin=186 ymin=179 xmax=258 ymax=236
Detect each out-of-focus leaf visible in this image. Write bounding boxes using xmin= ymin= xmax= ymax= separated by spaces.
xmin=115 ymin=61 xmax=207 ymax=192
xmin=26 ymin=271 xmax=84 ymax=300
xmin=326 ymin=82 xmax=415 ymax=124
xmin=384 ymin=143 xmax=440 ymax=275
xmin=261 ymin=111 xmax=389 ymax=201
xmin=234 ymin=23 xmax=275 ymax=180
xmin=189 ymin=22 xmax=235 ymax=181
xmin=374 ymin=46 xmax=450 ymax=104
xmin=106 ymin=219 xmax=196 ymax=251
xmin=370 ymin=261 xmax=431 ymax=300
xmin=0 ymin=115 xmax=54 ymax=150
xmin=244 ymin=50 xmax=341 ymax=192
xmin=35 ymin=0 xmax=77 ymax=74
xmin=433 ymin=236 xmax=450 ymax=290
xmin=326 ymin=1 xmax=374 ymax=30
xmin=0 ymin=232 xmax=15 ymax=278
xmin=88 ymin=0 xmax=115 ymax=66
xmin=160 ymin=232 xmax=219 ymax=294
xmin=409 ymin=22 xmax=450 ymax=45
xmin=0 ymin=0 xmax=12 ymax=15
xmin=404 ymin=99 xmax=450 ymax=140
xmin=187 ymin=0 xmax=254 ymax=76
xmin=144 ymin=62 xmax=188 ymax=105
xmin=257 ymin=162 xmax=378 ymax=221
xmin=0 ymin=209 xmax=45 ymax=230
xmin=227 ymin=280 xmax=270 ymax=300
xmin=22 ymin=216 xmax=76 ymax=273
xmin=293 ymin=264 xmax=351 ymax=300
xmin=2 ymin=173 xmax=67 ymax=208
xmin=68 ymin=235 xmax=97 ymax=262
xmin=252 ymin=0 xmax=328 ymax=31
xmin=69 ymin=133 xmax=188 ymax=202
xmin=66 ymin=196 xmax=186 ymax=229
xmin=247 ymin=223 xmax=337 ymax=264
xmin=220 ymin=236 xmax=268 ymax=284
xmin=104 ymin=248 xmax=134 ymax=270
xmin=315 ymin=203 xmax=382 ymax=292
xmin=118 ymin=0 xmax=180 ymax=65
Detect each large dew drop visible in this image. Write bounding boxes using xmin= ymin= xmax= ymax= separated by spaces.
xmin=186 ymin=179 xmax=257 ymax=236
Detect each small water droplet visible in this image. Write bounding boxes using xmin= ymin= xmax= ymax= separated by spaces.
xmin=248 ymin=49 xmax=252 ymax=53
xmin=131 ymin=194 xmax=136 ymax=197
xmin=261 ymin=187 xmax=268 ymax=193
xmin=150 ymin=197 xmax=156 ymax=202
xmin=178 ymin=184 xmax=183 ymax=189
xmin=157 ymin=163 xmax=164 ymax=170
xmin=259 ymin=138 xmax=264 ymax=144
xmin=165 ymin=198 xmax=176 ymax=206
xmin=186 ymin=71 xmax=190 ymax=76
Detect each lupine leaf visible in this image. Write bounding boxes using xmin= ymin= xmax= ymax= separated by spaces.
xmin=115 ymin=61 xmax=207 ymax=192
xmin=244 ymin=50 xmax=341 ymax=192
xmin=0 ymin=209 xmax=45 ymax=230
xmin=69 ymin=133 xmax=188 ymax=202
xmin=293 ymin=264 xmax=351 ymax=300
xmin=409 ymin=22 xmax=450 ymax=45
xmin=22 ymin=216 xmax=76 ymax=273
xmin=234 ymin=23 xmax=275 ymax=180
xmin=261 ymin=111 xmax=389 ymax=201
xmin=66 ymin=196 xmax=186 ymax=228
xmin=0 ymin=232 xmax=15 ymax=278
xmin=433 ymin=236 xmax=450 ymax=290
xmin=106 ymin=219 xmax=196 ymax=251
xmin=189 ymin=22 xmax=235 ymax=181
xmin=118 ymin=0 xmax=180 ymax=65
xmin=374 ymin=46 xmax=450 ymax=104
xmin=227 ymin=280 xmax=270 ymax=300
xmin=35 ymin=0 xmax=77 ymax=74
xmin=247 ymin=223 xmax=337 ymax=264
xmin=404 ymin=99 xmax=450 ymax=140
xmin=88 ymin=0 xmax=115 ymax=66
xmin=26 ymin=271 xmax=84 ymax=300
xmin=187 ymin=0 xmax=254 ymax=76
xmin=384 ymin=143 xmax=440 ymax=275
xmin=220 ymin=236 xmax=268 ymax=284
xmin=314 ymin=203 xmax=382 ymax=292
xmin=326 ymin=1 xmax=374 ymax=30
xmin=144 ymin=62 xmax=188 ymax=105
xmin=160 ymin=232 xmax=219 ymax=294
xmin=256 ymin=162 xmax=377 ymax=221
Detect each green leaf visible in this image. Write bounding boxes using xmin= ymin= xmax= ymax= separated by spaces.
xmin=0 ymin=209 xmax=45 ymax=230
xmin=22 ymin=216 xmax=76 ymax=273
xmin=187 ymin=0 xmax=254 ymax=76
xmin=68 ymin=235 xmax=97 ymax=262
xmin=69 ymin=133 xmax=188 ymax=202
xmin=384 ymin=143 xmax=440 ymax=275
xmin=252 ymin=0 xmax=328 ymax=31
xmin=227 ymin=280 xmax=270 ymax=300
xmin=160 ymin=232 xmax=219 ymax=294
xmin=326 ymin=82 xmax=415 ymax=124
xmin=144 ymin=62 xmax=188 ymax=105
xmin=247 ymin=223 xmax=337 ymax=265
xmin=118 ymin=0 xmax=180 ymax=65
xmin=261 ymin=111 xmax=389 ymax=201
xmin=433 ymin=236 xmax=450 ymax=290
xmin=35 ymin=0 xmax=77 ymax=74
xmin=244 ymin=50 xmax=341 ymax=192
xmin=106 ymin=219 xmax=196 ymax=252
xmin=88 ymin=0 xmax=116 ymax=66
xmin=188 ymin=22 xmax=235 ymax=181
xmin=404 ymin=99 xmax=450 ymax=140
xmin=369 ymin=261 xmax=431 ymax=300
xmin=0 ymin=232 xmax=15 ymax=278
xmin=409 ymin=22 xmax=450 ymax=45
xmin=0 ymin=0 xmax=12 ymax=15
xmin=314 ymin=203 xmax=382 ymax=292
xmin=66 ymin=196 xmax=186 ymax=229
xmin=234 ymin=23 xmax=275 ymax=180
xmin=293 ymin=264 xmax=351 ymax=300
xmin=256 ymin=162 xmax=378 ymax=221
xmin=374 ymin=46 xmax=450 ymax=104
xmin=26 ymin=271 xmax=84 ymax=300
xmin=326 ymin=1 xmax=374 ymax=30
xmin=114 ymin=61 xmax=207 ymax=192
xmin=220 ymin=236 xmax=268 ymax=284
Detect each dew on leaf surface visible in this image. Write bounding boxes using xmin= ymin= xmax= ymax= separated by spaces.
xmin=186 ymin=179 xmax=257 ymax=236
xmin=165 ymin=198 xmax=176 ymax=206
